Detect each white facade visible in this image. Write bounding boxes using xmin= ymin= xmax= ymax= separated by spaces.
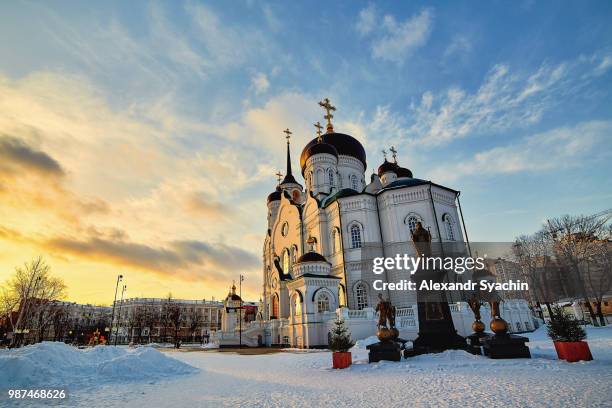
xmin=256 ymin=117 xmax=481 ymax=348
xmin=112 ymin=297 xmax=222 ymax=344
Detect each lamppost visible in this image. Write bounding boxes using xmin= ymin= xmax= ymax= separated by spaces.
xmin=239 ymin=274 xmax=244 ymax=349
xmin=114 ymin=285 xmax=126 ymax=346
xmin=109 ymin=274 xmax=123 ymax=345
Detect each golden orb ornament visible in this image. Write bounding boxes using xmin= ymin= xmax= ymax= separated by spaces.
xmin=472 ymin=320 xmax=485 ymax=333
xmin=377 ymin=328 xmax=394 ymax=342
xmin=490 ymin=318 xmax=508 ymax=335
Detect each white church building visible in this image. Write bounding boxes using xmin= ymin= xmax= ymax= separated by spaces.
xmin=216 ymin=99 xmax=535 ymax=348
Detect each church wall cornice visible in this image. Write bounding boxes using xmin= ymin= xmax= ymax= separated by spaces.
xmin=304 ymin=154 xmax=338 ymax=169
xmin=333 ymin=194 xmax=377 ymax=214
xmin=338 ymin=155 xmax=365 ymax=171
xmin=376 ymin=186 xmax=456 ymax=209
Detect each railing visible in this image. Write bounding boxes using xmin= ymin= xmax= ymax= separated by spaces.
xmin=347 ymin=310 xmax=367 ymax=319
xmin=395 ymin=306 xmax=417 ymax=328
xmin=336 ymin=307 xmax=375 ymax=320
xmin=396 ymin=306 xmax=415 ymax=317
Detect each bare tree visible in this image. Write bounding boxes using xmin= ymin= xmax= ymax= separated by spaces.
xmin=583 ymin=226 xmax=612 ymax=326
xmin=127 ymin=307 xmax=139 ymax=343
xmin=546 ymin=214 xmax=610 ymax=325
xmin=160 ymin=293 xmax=173 ymax=344
xmin=167 ymin=302 xmax=183 ymax=348
xmin=513 ymin=232 xmax=558 ymax=319
xmin=188 ymin=308 xmax=203 ymax=343
xmin=142 ymin=304 xmax=159 ymax=343
xmin=5 ymin=257 xmax=66 ymax=347
xmin=50 ymin=306 xmax=69 ymax=341
xmin=0 ymin=285 xmax=19 ymax=334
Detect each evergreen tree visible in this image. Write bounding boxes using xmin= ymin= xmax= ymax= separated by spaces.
xmin=546 ymin=306 xmax=587 ymax=342
xmin=328 ymin=317 xmax=354 ymax=352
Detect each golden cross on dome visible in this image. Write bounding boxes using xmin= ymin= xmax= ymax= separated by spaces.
xmin=381 ymin=149 xmax=387 ymax=160
xmin=283 ymin=128 xmax=292 ymax=143
xmin=314 ymin=121 xmax=323 ymax=142
xmin=275 ymin=171 xmax=283 ymax=185
xmin=318 ymin=97 xmax=336 ymax=133
xmin=390 ymin=146 xmax=398 ymax=163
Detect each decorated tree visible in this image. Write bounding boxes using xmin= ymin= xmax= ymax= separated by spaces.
xmin=546 ymin=306 xmax=586 ymax=342
xmin=328 ymin=317 xmax=354 ymax=352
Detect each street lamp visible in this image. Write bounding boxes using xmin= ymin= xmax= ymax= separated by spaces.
xmin=114 ymin=284 xmax=127 ymax=346
xmin=109 ymin=275 xmax=123 ymax=345
xmin=239 ymin=274 xmax=244 ymax=349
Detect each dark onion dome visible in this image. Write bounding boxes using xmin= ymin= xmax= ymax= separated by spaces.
xmin=267 ymin=186 xmax=282 ymax=203
xmin=226 ymin=284 xmax=242 ymax=301
xmin=304 ymin=141 xmax=339 ymax=160
xmin=395 ymin=166 xmax=413 ymax=178
xmin=300 ymin=133 xmax=367 ymax=174
xmin=297 ymin=251 xmax=329 ymax=263
xmin=377 ymin=159 xmax=397 ymax=176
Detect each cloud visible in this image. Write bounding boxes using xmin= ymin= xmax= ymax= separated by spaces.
xmin=354 ymin=54 xmax=609 ymax=149
xmin=0 ymin=69 xmax=328 ymax=302
xmin=45 ymin=233 xmax=259 ymax=281
xmin=0 ymin=134 xmax=64 ymax=176
xmin=443 ymin=35 xmax=472 ymax=60
xmin=185 ymin=192 xmax=226 ymax=218
xmin=355 ymin=4 xmax=377 ymax=36
xmin=594 ymin=55 xmax=612 ymax=76
xmin=262 ymin=5 xmax=281 ymax=32
xmin=427 ymin=120 xmax=612 ymax=183
xmin=366 ymin=8 xmax=433 ymax=63
xmin=147 ymin=2 xmax=209 ymax=78
xmin=251 ymin=72 xmax=270 ymax=95
xmin=186 ymin=2 xmax=271 ymax=68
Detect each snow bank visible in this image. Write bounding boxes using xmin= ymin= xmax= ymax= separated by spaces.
xmin=201 ymin=342 xmax=219 ymax=349
xmin=0 ymin=342 xmax=198 ymax=388
xmin=352 ymin=335 xmax=379 ymax=350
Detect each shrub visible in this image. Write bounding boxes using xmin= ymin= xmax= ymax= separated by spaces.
xmin=546 ymin=306 xmax=587 ymax=342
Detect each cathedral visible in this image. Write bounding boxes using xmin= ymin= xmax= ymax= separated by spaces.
xmin=260 ymin=98 xmax=472 ymax=348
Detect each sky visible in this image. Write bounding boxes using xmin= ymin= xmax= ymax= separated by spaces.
xmin=0 ymin=1 xmax=611 ymax=305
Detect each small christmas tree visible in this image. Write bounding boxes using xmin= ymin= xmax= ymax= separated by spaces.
xmin=328 ymin=317 xmax=355 ymax=352
xmin=547 ymin=306 xmax=587 ymax=342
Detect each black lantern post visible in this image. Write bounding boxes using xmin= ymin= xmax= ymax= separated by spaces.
xmin=109 ymin=274 xmax=123 ymax=345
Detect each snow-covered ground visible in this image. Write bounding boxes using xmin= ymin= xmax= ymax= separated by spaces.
xmin=0 ymin=341 xmax=197 ymax=389
xmin=2 ymin=326 xmax=612 ymax=407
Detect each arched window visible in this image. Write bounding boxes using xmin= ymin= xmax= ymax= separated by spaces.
xmin=443 ymin=214 xmax=455 ymax=241
xmin=291 ymin=245 xmax=298 ymax=264
xmin=271 ymin=294 xmax=279 ymax=319
xmin=350 ymin=224 xmax=362 ymax=249
xmin=332 ymin=227 xmax=341 ymax=253
xmin=350 ymin=175 xmax=359 ymax=191
xmin=355 ymin=283 xmax=368 ymax=310
xmin=328 ymin=169 xmax=335 ymax=187
xmin=292 ymin=294 xmax=302 ymax=316
xmin=407 ymin=215 xmax=420 ymax=233
xmin=338 ymin=285 xmax=346 ymax=307
xmin=317 ymin=293 xmax=330 ymax=313
xmin=282 ymin=248 xmax=290 ymax=273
